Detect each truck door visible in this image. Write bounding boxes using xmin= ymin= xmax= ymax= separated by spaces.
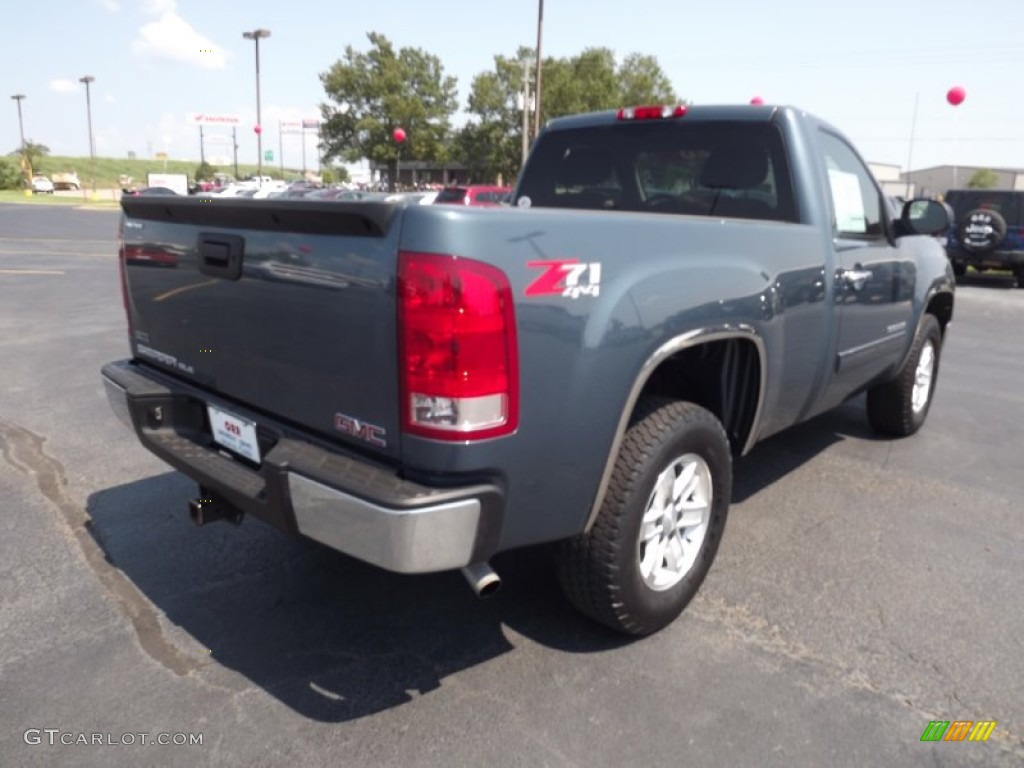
xmin=818 ymin=130 xmax=915 ymax=398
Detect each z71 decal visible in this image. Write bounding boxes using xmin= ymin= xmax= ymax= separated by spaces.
xmin=525 ymin=259 xmax=602 ymax=299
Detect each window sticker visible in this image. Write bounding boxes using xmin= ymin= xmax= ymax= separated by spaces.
xmin=827 ymin=168 xmax=866 ymax=234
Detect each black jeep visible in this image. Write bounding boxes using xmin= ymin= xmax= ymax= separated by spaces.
xmin=943 ymin=189 xmax=1024 ymax=287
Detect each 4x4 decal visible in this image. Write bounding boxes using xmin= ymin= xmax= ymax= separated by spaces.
xmin=525 ymin=259 xmax=602 ymax=299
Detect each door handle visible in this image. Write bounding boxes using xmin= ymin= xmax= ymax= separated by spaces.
xmin=842 ymin=268 xmax=873 ymax=291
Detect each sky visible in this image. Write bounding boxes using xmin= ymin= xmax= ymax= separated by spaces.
xmin=3 ymin=0 xmax=1022 ymax=175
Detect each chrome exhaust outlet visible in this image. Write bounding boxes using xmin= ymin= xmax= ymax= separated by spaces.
xmin=461 ymin=562 xmax=501 ymax=598
xmin=188 ymin=495 xmax=244 ymax=527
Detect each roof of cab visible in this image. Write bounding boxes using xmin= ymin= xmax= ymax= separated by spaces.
xmin=542 ymin=104 xmax=795 ymax=133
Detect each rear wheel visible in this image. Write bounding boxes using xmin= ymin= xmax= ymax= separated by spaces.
xmin=557 ymin=398 xmax=731 ymax=635
xmin=867 ymin=314 xmax=942 ymax=436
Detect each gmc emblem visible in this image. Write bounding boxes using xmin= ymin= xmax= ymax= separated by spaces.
xmin=333 ymin=412 xmax=387 ymax=448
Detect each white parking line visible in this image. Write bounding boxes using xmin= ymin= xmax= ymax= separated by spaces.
xmin=0 ymin=237 xmax=115 ymax=245
xmin=0 ymin=269 xmax=65 ymax=275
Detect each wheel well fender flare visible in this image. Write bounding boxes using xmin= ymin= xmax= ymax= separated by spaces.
xmin=583 ymin=325 xmax=767 ymax=533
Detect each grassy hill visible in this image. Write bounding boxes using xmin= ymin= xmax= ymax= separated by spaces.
xmin=31 ymin=155 xmax=303 ymax=189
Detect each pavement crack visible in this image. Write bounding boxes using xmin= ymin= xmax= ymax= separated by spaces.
xmin=0 ymin=417 xmax=199 ymax=677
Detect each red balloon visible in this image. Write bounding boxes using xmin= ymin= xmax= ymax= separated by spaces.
xmin=393 ymin=127 xmax=406 ymax=143
xmin=750 ymin=96 xmax=764 ymax=106
xmin=253 ymin=124 xmax=262 ymax=135
xmin=946 ymin=86 xmax=966 ymax=106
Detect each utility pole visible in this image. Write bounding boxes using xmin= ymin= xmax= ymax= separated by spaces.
xmin=232 ymin=126 xmax=239 ymax=179
xmin=533 ymin=0 xmax=544 ymax=139
xmin=199 ymin=124 xmax=205 ymax=165
xmin=520 ymin=60 xmax=531 ymax=167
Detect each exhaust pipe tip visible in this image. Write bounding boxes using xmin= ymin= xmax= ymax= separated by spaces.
xmin=461 ymin=562 xmax=501 ymax=599
xmin=188 ymin=498 xmax=205 ymax=527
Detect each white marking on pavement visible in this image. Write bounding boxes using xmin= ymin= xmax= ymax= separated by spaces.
xmin=0 ymin=269 xmax=65 ymax=275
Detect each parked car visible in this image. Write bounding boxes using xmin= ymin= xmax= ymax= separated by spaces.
xmin=123 ymin=186 xmax=178 ymax=197
xmin=30 ymin=175 xmax=54 ymax=194
xmin=434 ymin=185 xmax=511 ymax=206
xmin=51 ymin=172 xmax=81 ymax=191
xmin=942 ymin=189 xmax=1024 ymax=287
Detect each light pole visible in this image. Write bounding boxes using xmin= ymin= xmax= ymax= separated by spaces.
xmin=10 ymin=94 xmax=26 ymax=179
xmin=79 ymin=76 xmax=96 ymax=195
xmin=242 ymin=28 xmax=271 ymax=184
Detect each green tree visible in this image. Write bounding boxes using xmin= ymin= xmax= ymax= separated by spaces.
xmin=541 ymin=48 xmax=678 ymax=121
xmin=10 ymin=140 xmax=49 ymax=180
xmin=0 ymin=157 xmax=23 ymax=189
xmin=966 ymin=169 xmax=999 ymax=189
xmin=320 ymin=32 xmax=458 ymax=191
xmin=617 ymin=53 xmax=679 ymax=106
xmin=452 ymin=47 xmax=535 ymax=184
xmin=324 ymin=166 xmax=349 ymax=184
xmin=194 ymin=161 xmax=215 ymax=182
xmin=457 ymin=47 xmax=679 ymax=183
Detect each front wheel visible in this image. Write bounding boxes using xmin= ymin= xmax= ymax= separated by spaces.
xmin=866 ymin=314 xmax=942 ymax=436
xmin=557 ymin=398 xmax=732 ymax=635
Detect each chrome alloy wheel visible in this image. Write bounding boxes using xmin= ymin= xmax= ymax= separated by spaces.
xmin=637 ymin=453 xmax=712 ymax=591
xmin=911 ymin=340 xmax=936 ymax=414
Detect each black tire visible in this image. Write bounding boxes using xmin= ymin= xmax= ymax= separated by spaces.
xmin=957 ymin=208 xmax=1007 ymax=254
xmin=867 ymin=314 xmax=942 ymax=436
xmin=951 ymin=261 xmax=966 ymax=278
xmin=1015 ymin=268 xmax=1024 ymax=289
xmin=557 ymin=398 xmax=732 ymax=635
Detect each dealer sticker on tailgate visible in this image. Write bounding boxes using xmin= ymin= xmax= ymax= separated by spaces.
xmin=207 ymin=405 xmax=261 ymax=464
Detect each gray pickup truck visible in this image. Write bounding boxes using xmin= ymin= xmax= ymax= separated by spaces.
xmin=102 ymin=104 xmax=953 ymax=635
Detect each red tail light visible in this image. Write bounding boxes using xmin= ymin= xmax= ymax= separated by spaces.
xmin=118 ymin=217 xmax=133 ymax=335
xmin=398 ymin=251 xmax=519 ymax=440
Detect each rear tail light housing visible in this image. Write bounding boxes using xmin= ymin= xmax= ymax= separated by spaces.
xmin=398 ymin=251 xmax=519 ymax=440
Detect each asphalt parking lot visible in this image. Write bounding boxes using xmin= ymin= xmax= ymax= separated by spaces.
xmin=1 ymin=202 xmax=1021 ymax=767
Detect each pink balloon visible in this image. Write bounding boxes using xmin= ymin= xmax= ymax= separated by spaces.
xmin=253 ymin=124 xmax=262 ymax=135
xmin=393 ymin=127 xmax=406 ymax=143
xmin=750 ymin=96 xmax=764 ymax=106
xmin=946 ymin=86 xmax=966 ymax=106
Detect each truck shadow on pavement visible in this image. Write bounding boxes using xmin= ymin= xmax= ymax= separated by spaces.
xmin=86 ymin=475 xmax=630 ymax=723
xmin=86 ymin=396 xmax=879 ymax=723
xmin=733 ymin=396 xmax=877 ymax=503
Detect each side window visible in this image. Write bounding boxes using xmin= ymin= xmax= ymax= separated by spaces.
xmin=819 ymin=131 xmax=884 ymax=239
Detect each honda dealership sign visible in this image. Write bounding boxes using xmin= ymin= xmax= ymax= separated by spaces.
xmin=187 ymin=113 xmax=242 ymax=126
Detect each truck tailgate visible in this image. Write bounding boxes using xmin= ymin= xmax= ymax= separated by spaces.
xmin=120 ymin=197 xmax=403 ymax=460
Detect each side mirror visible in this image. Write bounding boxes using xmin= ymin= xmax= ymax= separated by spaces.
xmin=898 ymin=199 xmax=952 ymax=237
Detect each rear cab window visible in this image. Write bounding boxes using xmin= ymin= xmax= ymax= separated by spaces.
xmin=517 ymin=120 xmax=798 ymax=223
